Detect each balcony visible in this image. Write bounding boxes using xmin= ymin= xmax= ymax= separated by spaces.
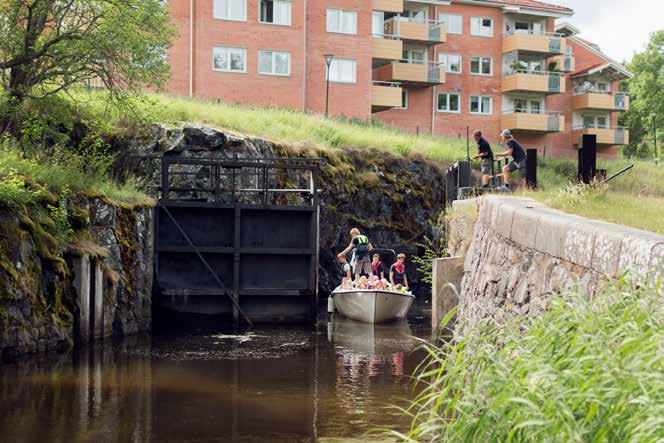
xmin=372 ymin=81 xmax=403 ymax=112
xmin=502 ymin=111 xmax=564 ymax=133
xmin=502 ymin=71 xmax=566 ymax=94
xmin=552 ymin=54 xmax=575 ymax=72
xmin=372 ymin=0 xmax=403 ymax=13
xmin=503 ymin=31 xmax=566 ymax=56
xmin=374 ymin=60 xmax=445 ymax=86
xmin=572 ymin=126 xmax=630 ymax=145
xmin=372 ymin=35 xmax=403 ymax=65
xmin=384 ymin=17 xmax=446 ymax=45
xmin=573 ymin=91 xmax=629 ymax=111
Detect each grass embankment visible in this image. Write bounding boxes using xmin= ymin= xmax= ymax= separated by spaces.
xmin=79 ymin=91 xmax=664 ymax=233
xmin=399 ymin=275 xmax=664 ymax=442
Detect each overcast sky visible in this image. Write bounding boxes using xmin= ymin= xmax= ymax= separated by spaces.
xmin=547 ymin=0 xmax=663 ymax=63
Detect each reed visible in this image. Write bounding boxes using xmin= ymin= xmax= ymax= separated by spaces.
xmin=397 ymin=274 xmax=664 ymax=442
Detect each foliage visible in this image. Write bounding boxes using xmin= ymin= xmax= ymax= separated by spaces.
xmin=0 ymin=0 xmax=175 ymax=134
xmin=0 ymin=167 xmax=40 ymax=208
xmin=398 ymin=274 xmax=664 ymax=442
xmin=47 ymin=186 xmax=74 ymax=249
xmin=412 ymin=211 xmax=448 ymax=286
xmin=624 ymin=30 xmax=664 ymax=159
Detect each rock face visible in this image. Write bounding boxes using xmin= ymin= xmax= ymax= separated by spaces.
xmin=114 ymin=123 xmax=447 ymax=295
xmin=0 ymin=197 xmax=153 ymax=361
xmin=452 ymin=196 xmax=664 ymax=335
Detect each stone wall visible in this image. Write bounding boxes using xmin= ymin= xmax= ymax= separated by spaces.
xmin=442 ymin=195 xmax=664 ymax=334
xmin=0 ymin=198 xmax=153 ymax=361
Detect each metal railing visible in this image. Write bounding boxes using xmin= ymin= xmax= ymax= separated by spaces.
xmin=372 ymin=80 xmax=401 ymax=88
xmin=573 ymin=124 xmax=627 ymax=130
xmin=383 ymin=16 xmax=445 ymax=42
xmin=505 ymin=69 xmax=563 ymax=76
xmin=502 ymin=109 xmax=561 ymax=116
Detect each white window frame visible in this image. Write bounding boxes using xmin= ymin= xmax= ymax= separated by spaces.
xmin=399 ymin=89 xmax=408 ymax=110
xmin=403 ymin=48 xmax=427 ymax=64
xmin=471 ymin=16 xmax=493 ymax=37
xmin=259 ymin=0 xmax=292 ymax=26
xmin=213 ymin=0 xmax=247 ymax=22
xmin=326 ymin=9 xmax=357 ymax=35
xmin=258 ymin=49 xmax=291 ymax=76
xmin=470 ymin=95 xmax=493 ymax=115
xmin=470 ymin=56 xmax=493 ymax=76
xmin=439 ymin=13 xmax=462 ymax=34
xmin=437 ymin=92 xmax=461 ymax=113
xmin=327 ymin=58 xmax=357 ymax=84
xmin=212 ymin=45 xmax=247 ymax=73
xmin=439 ymin=53 xmax=462 ymax=74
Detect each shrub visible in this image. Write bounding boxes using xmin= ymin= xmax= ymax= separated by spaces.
xmin=399 ymin=274 xmax=664 ymax=442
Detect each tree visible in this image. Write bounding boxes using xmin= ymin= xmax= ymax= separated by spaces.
xmin=0 ymin=0 xmax=175 ymax=131
xmin=624 ymin=30 xmax=664 ymax=158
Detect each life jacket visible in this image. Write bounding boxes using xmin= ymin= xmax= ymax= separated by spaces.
xmin=355 ymin=235 xmax=370 ymax=257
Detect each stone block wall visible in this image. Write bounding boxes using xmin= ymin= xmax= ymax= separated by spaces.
xmin=452 ymin=195 xmax=664 ymax=335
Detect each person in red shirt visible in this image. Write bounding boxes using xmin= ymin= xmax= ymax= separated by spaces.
xmin=390 ymin=253 xmax=409 ymax=289
xmin=371 ymin=253 xmax=386 ymax=280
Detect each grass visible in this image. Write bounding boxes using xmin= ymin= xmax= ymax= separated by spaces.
xmin=398 ymin=274 xmax=664 ymax=442
xmin=0 ymin=137 xmax=152 ymax=207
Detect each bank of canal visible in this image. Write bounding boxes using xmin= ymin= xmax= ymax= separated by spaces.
xmin=0 ymin=299 xmax=431 ymax=442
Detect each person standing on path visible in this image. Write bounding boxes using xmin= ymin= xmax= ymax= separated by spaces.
xmin=495 ymin=129 xmax=527 ymax=189
xmin=338 ymin=228 xmax=374 ymax=281
xmin=471 ymin=130 xmax=494 ymax=188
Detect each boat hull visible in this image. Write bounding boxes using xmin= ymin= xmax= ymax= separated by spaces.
xmin=331 ymin=290 xmax=415 ymax=324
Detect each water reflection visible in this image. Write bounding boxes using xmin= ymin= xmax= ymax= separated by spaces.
xmin=0 ymin=314 xmax=429 ymax=442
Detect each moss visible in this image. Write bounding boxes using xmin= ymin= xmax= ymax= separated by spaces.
xmin=65 ymin=240 xmax=109 ymax=259
xmin=115 ymin=208 xmax=140 ymax=293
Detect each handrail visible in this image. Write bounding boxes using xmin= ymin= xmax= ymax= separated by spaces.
xmin=393 ymin=16 xmax=442 ymax=25
xmin=573 ymin=89 xmax=628 ymax=96
xmin=503 ymin=30 xmax=563 ymax=38
xmin=394 ymin=59 xmax=442 ymax=66
xmin=372 ymin=80 xmax=401 ymax=87
xmin=371 ymin=32 xmax=400 ymax=40
xmin=502 ymin=109 xmax=562 ymax=116
xmin=505 ymin=69 xmax=563 ymax=76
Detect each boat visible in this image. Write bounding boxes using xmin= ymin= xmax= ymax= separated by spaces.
xmin=331 ymin=288 xmax=415 ymax=324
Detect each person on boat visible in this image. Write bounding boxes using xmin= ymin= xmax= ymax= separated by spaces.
xmin=390 ymin=253 xmax=409 ymax=290
xmin=338 ymin=228 xmax=374 ymax=281
xmin=338 ymin=255 xmax=352 ymax=289
xmin=495 ymin=129 xmax=527 ymax=190
xmin=371 ymin=253 xmax=386 ymax=279
xmin=471 ymin=130 xmax=494 ymax=188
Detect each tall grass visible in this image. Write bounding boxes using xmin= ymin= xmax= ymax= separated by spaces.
xmin=399 ymin=274 xmax=664 ymax=442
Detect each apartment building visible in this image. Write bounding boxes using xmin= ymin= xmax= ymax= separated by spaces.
xmin=166 ymin=0 xmax=632 ymax=158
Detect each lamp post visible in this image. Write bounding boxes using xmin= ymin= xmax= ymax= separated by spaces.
xmin=324 ymin=54 xmax=334 ymax=118
xmin=653 ymin=112 xmax=658 ymax=162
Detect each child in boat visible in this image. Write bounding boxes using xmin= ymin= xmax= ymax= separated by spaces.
xmin=358 ymin=276 xmax=368 ymax=289
xmin=390 ymin=253 xmax=409 ymax=291
xmin=338 ymin=255 xmax=352 ymax=289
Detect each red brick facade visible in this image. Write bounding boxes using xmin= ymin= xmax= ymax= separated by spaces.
xmin=165 ymin=0 xmax=630 ymax=158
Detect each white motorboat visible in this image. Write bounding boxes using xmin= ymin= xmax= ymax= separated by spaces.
xmin=331 ymin=289 xmax=415 ymax=324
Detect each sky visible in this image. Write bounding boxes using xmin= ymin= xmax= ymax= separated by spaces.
xmin=546 ymin=0 xmax=663 ymax=63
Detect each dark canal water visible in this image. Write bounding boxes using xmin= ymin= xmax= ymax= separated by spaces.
xmin=0 ymin=301 xmax=431 ymax=442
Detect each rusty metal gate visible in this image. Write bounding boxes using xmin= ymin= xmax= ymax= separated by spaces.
xmin=154 ymin=156 xmax=320 ymax=325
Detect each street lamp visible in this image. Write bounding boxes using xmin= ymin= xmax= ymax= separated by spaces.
xmin=653 ymin=112 xmax=658 ymax=162
xmin=324 ymin=54 xmax=334 ymax=118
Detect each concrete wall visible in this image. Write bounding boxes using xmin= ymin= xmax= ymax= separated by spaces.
xmin=436 ymin=195 xmax=664 ymax=335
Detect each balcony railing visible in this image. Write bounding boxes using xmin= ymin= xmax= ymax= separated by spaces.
xmin=503 ymin=70 xmax=565 ymax=94
xmin=383 ymin=17 xmax=445 ymax=43
xmin=371 ymin=81 xmax=403 ymax=110
xmin=502 ymin=110 xmax=564 ymax=132
xmin=503 ymin=30 xmax=564 ymax=38
xmin=373 ymin=60 xmax=445 ymax=85
xmin=572 ymin=125 xmax=630 ymax=145
xmin=502 ymin=31 xmax=565 ymax=55
xmin=572 ymin=90 xmax=629 ymax=111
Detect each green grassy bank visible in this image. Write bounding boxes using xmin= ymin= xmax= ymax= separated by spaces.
xmin=398 ymin=275 xmax=664 ymax=442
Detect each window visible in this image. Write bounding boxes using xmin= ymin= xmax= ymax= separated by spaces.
xmin=260 ymin=0 xmax=291 ymax=26
xmin=596 ymin=82 xmax=609 ymax=92
xmin=439 ymin=13 xmax=462 ymax=34
xmin=439 ymin=54 xmax=462 ymax=73
xmin=327 ymin=9 xmax=357 ymax=34
xmin=258 ymin=50 xmax=290 ymax=76
xmin=213 ymin=0 xmax=247 ymax=21
xmin=399 ymin=90 xmax=408 ymax=109
xmin=437 ymin=93 xmax=460 ymax=113
xmin=372 ymin=11 xmax=384 ymax=37
xmin=583 ymin=115 xmax=609 ymax=128
xmin=403 ymin=48 xmax=426 ymax=64
xmin=402 ymin=9 xmax=427 ymax=21
xmin=471 ymin=17 xmax=493 ymax=37
xmin=327 ymin=58 xmax=356 ymax=83
xmin=212 ymin=46 xmax=246 ymax=72
xmin=470 ymin=56 xmax=492 ymax=75
xmin=470 ymin=95 xmax=492 ymax=114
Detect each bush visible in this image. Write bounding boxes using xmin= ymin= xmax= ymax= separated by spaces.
xmin=400 ymin=274 xmax=664 ymax=442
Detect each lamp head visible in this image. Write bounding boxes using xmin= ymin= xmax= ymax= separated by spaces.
xmin=324 ymin=54 xmax=334 ymax=67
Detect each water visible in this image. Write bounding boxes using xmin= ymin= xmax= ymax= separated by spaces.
xmin=0 ymin=302 xmax=431 ymax=442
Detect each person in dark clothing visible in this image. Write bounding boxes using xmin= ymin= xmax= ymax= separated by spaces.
xmin=338 ymin=228 xmax=374 ymax=281
xmin=495 ymin=129 xmax=526 ymax=189
xmin=471 ymin=130 xmax=494 ymax=187
xmin=389 ymin=253 xmax=409 ymax=289
xmin=338 ymin=255 xmax=351 ymax=287
xmin=371 ymin=253 xmax=386 ymax=279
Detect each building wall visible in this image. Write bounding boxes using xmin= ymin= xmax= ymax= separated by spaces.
xmin=305 ymin=0 xmax=373 ymax=118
